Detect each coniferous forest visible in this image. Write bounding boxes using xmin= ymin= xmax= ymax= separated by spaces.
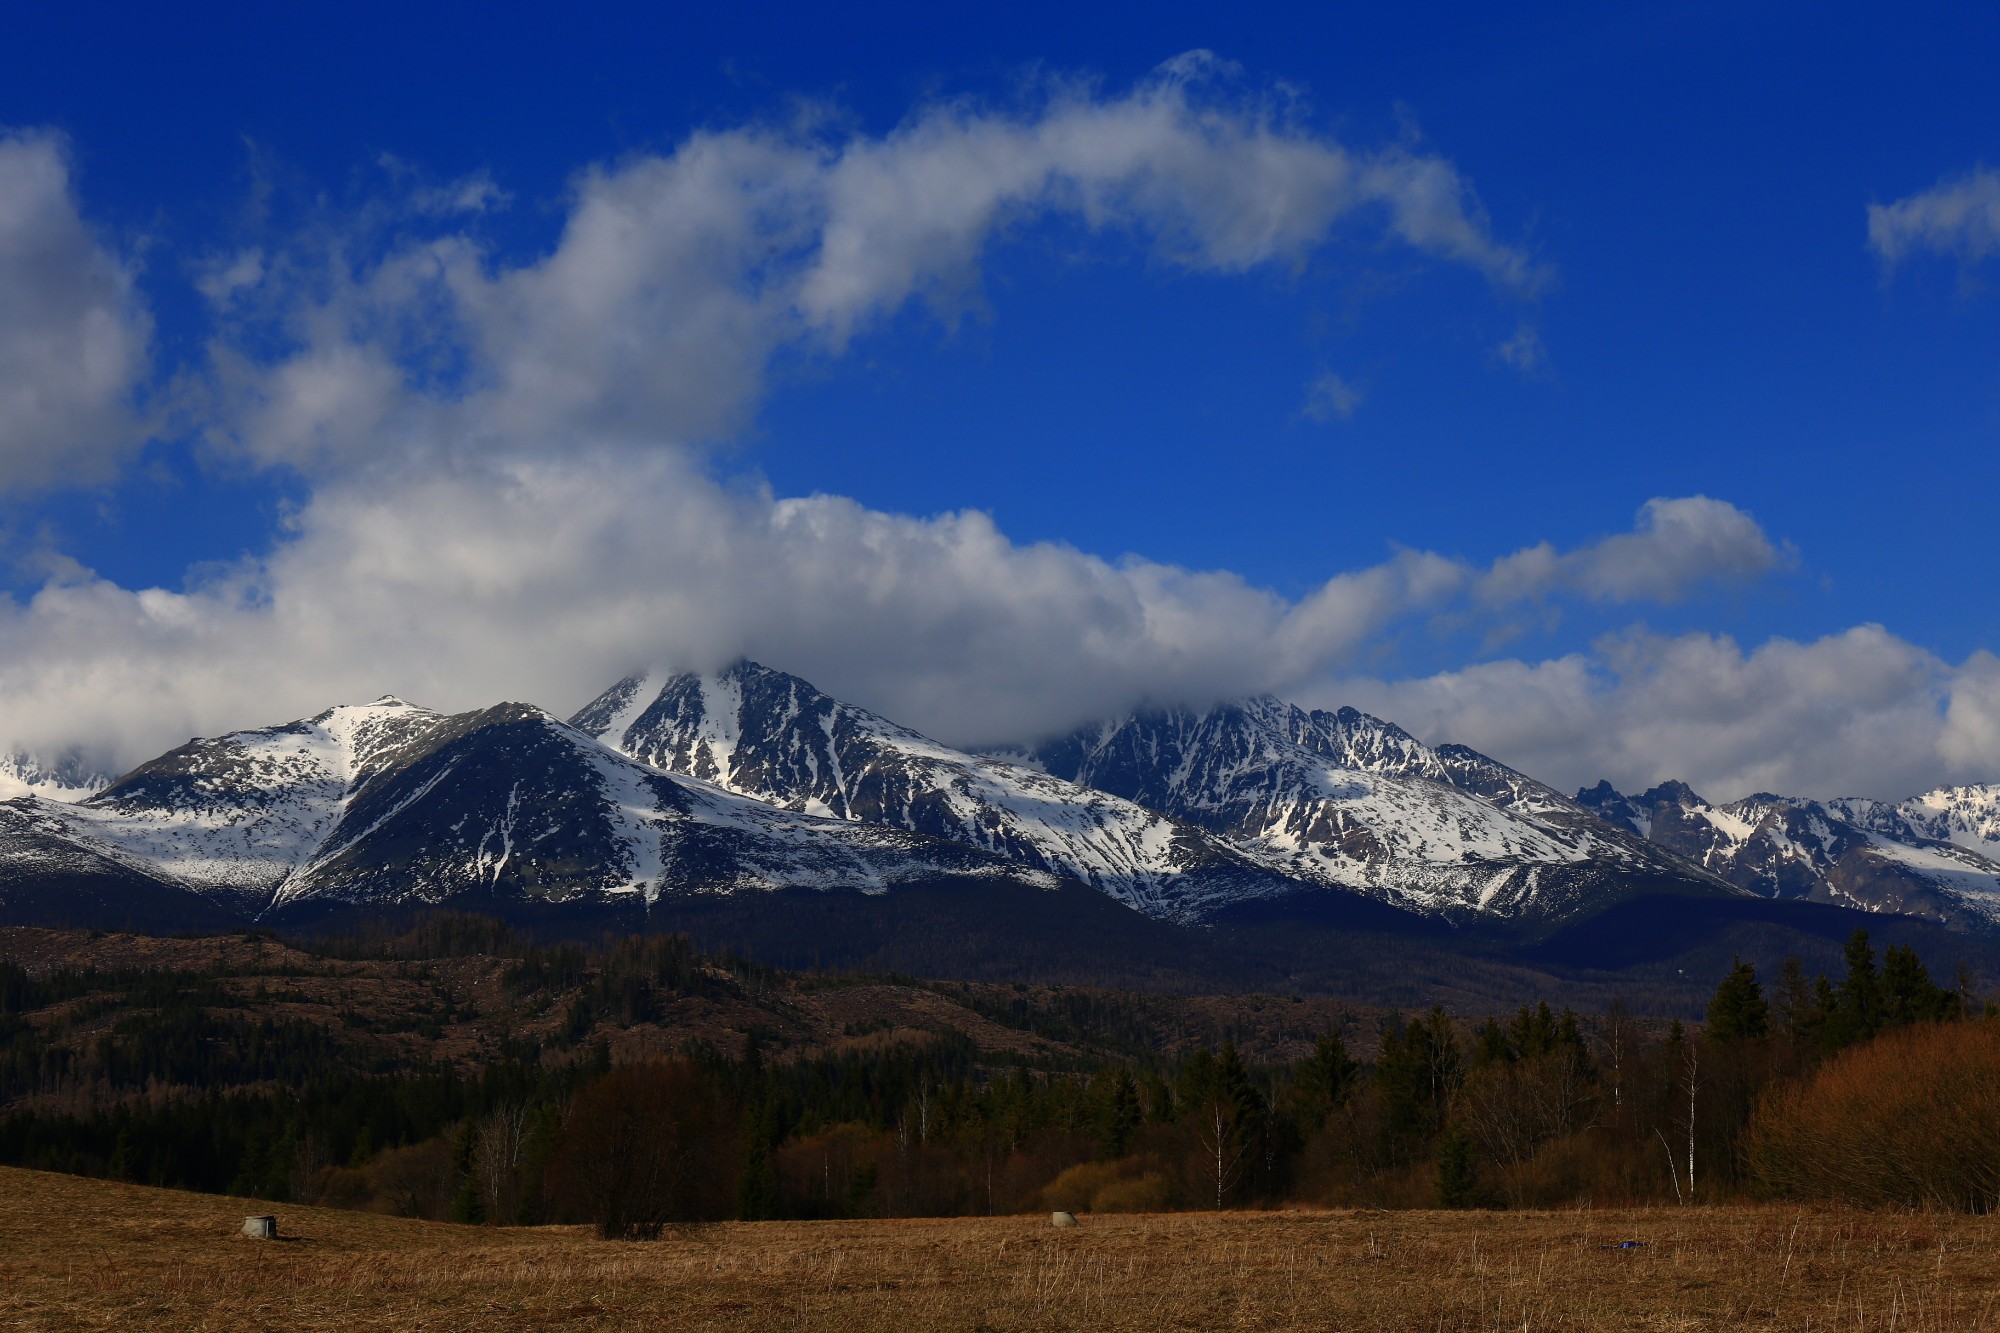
xmin=0 ymin=919 xmax=1992 ymax=1238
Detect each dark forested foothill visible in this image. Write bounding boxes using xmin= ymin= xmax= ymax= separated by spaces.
xmin=0 ymin=921 xmax=1995 ymax=1229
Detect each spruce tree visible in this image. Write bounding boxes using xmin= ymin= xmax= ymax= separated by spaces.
xmin=1373 ymin=1016 xmax=1423 ymax=1161
xmin=1881 ymin=944 xmax=1957 ymax=1027
xmin=1214 ymin=1043 xmax=1265 ymax=1142
xmin=1292 ymin=1031 xmax=1359 ymax=1127
xmin=1774 ymin=956 xmax=1817 ymax=1046
xmin=737 ymin=1139 xmax=779 ymax=1221
xmin=1554 ymin=1008 xmax=1592 ymax=1073
xmin=1415 ymin=1006 xmax=1465 ymax=1109
xmin=1177 ymin=1047 xmax=1220 ymax=1115
xmin=1376 ymin=1009 xmax=1466 ymax=1161
xmin=1832 ymin=930 xmax=1880 ymax=1047
xmin=1809 ymin=974 xmax=1838 ymax=1053
xmin=1705 ymin=956 xmax=1769 ymax=1042
xmin=1094 ymin=1066 xmax=1141 ymax=1158
xmin=1507 ymin=1002 xmax=1558 ymax=1060
xmin=1140 ymin=1070 xmax=1175 ymax=1125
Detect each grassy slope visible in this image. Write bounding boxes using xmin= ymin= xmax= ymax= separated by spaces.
xmin=4 ymin=1164 xmax=1999 ymax=1331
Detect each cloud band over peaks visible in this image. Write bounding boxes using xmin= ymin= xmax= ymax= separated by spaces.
xmin=0 ymin=468 xmax=1779 ymax=777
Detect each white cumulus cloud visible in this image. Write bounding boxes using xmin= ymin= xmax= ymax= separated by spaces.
xmin=0 ymin=130 xmax=152 ymax=488
xmin=1475 ymin=496 xmax=1788 ymax=607
xmin=1 ymin=65 xmax=1965 ymax=811
xmin=0 ymin=459 xmax=1780 ymax=777
xmin=1328 ymin=626 xmax=2000 ymax=802
xmin=188 ymin=56 xmax=1542 ymax=475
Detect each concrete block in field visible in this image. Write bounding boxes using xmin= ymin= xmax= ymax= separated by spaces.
xmin=241 ymin=1215 xmax=277 ymax=1240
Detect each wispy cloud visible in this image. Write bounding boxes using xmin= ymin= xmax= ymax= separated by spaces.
xmin=1302 ymin=371 xmax=1362 ymax=421
xmin=1495 ymin=322 xmax=1545 ymax=372
xmin=1868 ymin=165 xmax=2000 ymax=266
xmin=152 ymin=54 xmax=1544 ymax=476
xmin=375 ymin=153 xmax=511 ymax=217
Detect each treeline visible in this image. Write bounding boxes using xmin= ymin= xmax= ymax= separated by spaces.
xmin=0 ymin=1057 xmax=589 ymax=1211
xmin=1 ymin=928 xmax=1992 ymax=1229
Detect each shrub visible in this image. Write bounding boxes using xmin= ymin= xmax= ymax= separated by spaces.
xmin=1090 ymin=1172 xmax=1171 ymax=1213
xmin=371 ymin=1138 xmax=459 ymax=1220
xmin=1036 ymin=1157 xmax=1171 ymax=1214
xmin=1746 ymin=1020 xmax=2000 ymax=1211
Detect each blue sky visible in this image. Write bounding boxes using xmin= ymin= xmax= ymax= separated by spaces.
xmin=1 ymin=1 xmax=1997 ymax=799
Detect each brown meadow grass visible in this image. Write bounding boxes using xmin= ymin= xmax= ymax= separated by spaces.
xmin=6 ymin=1165 xmax=2000 ymax=1331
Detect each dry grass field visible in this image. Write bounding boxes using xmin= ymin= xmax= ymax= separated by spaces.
xmin=5 ymin=1167 xmax=2000 ymax=1331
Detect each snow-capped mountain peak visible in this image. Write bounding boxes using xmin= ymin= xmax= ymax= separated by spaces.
xmin=1894 ymin=784 xmax=2000 ymax=858
xmin=570 ymin=661 xmax=1311 ymax=922
xmin=1016 ymin=697 xmax=1724 ymax=924
xmin=9 ymin=661 xmax=1996 ymax=944
xmin=1575 ymin=778 xmax=2000 ymax=927
xmin=0 ymin=693 xmax=1070 ymax=925
xmin=36 ymin=697 xmax=453 ymax=906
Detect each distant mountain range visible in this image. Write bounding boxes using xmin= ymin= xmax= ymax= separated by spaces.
xmin=0 ymin=694 xmax=1060 ymax=932
xmin=5 ymin=660 xmax=2000 ymax=983
xmin=1576 ymin=780 xmax=2000 ymax=929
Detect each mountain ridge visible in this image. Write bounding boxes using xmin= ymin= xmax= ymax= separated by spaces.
xmin=1575 ymin=778 xmax=2000 ymax=927
xmin=5 ymin=660 xmax=2000 ymax=968
xmin=1016 ymin=694 xmax=1736 ymax=925
xmin=1 ymin=696 xmax=1075 ymax=928
xmin=570 ymin=663 xmax=1316 ymax=923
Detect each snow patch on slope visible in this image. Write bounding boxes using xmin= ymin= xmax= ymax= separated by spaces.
xmin=580 ymin=741 xmax=666 ymax=897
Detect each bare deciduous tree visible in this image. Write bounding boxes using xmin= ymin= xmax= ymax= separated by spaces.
xmin=1191 ymin=1097 xmax=1248 ymax=1211
xmin=474 ymin=1103 xmax=529 ymax=1223
xmin=1601 ymin=1000 xmax=1631 ymax=1112
xmin=1661 ymin=1036 xmax=1700 ymax=1202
